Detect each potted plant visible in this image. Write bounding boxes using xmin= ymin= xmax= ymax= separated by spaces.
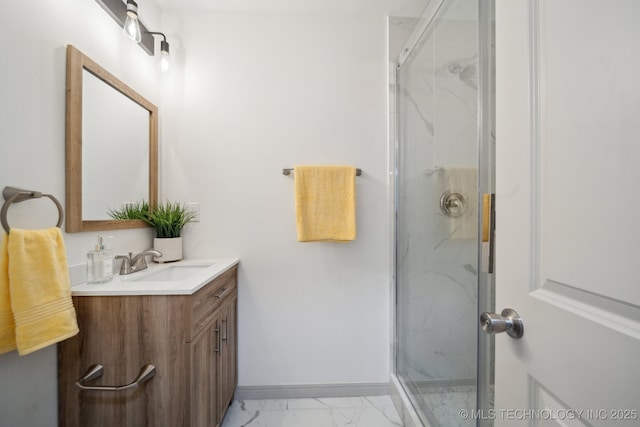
xmin=108 ymin=200 xmax=196 ymax=262
xmin=145 ymin=201 xmax=196 ymax=263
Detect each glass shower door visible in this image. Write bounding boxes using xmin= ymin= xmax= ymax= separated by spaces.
xmin=395 ymin=0 xmax=494 ymax=425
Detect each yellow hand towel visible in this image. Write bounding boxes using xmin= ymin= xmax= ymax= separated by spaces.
xmin=294 ymin=165 xmax=356 ymax=242
xmin=1 ymin=228 xmax=79 ymax=356
xmin=0 ymin=234 xmax=16 ymax=353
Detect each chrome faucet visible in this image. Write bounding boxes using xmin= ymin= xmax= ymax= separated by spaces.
xmin=115 ymin=249 xmax=162 ymax=275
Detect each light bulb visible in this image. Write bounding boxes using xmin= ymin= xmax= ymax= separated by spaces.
xmin=160 ymin=52 xmax=170 ymax=73
xmin=123 ymin=0 xmax=141 ymax=43
xmin=159 ymin=39 xmax=170 ymax=73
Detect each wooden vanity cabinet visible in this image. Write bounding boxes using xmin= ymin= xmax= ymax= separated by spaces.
xmin=58 ymin=266 xmax=238 ymax=427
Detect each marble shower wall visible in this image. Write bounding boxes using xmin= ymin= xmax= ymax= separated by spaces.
xmin=396 ymin=0 xmax=479 ymax=385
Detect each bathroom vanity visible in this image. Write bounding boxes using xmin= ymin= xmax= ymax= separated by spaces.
xmin=58 ymin=259 xmax=239 ymax=427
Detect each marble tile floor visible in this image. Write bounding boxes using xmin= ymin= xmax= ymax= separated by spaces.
xmin=418 ymin=384 xmax=495 ymax=427
xmin=220 ymin=395 xmax=403 ymax=427
xmin=419 ymin=385 xmax=476 ymax=427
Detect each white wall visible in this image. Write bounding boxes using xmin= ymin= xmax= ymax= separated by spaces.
xmin=0 ymin=1 xmax=161 ymax=425
xmin=160 ymin=10 xmax=393 ymax=386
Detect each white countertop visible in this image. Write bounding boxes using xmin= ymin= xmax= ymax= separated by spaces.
xmin=71 ymin=258 xmax=240 ymax=296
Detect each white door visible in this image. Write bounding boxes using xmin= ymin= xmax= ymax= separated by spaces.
xmin=493 ymin=1 xmax=640 ymax=426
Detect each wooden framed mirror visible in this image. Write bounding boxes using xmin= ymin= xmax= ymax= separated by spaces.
xmin=65 ymin=45 xmax=157 ymax=232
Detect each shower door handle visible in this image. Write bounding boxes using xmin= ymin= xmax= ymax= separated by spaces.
xmin=480 ymin=308 xmax=524 ymax=339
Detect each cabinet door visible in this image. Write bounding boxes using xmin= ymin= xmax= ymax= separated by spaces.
xmin=217 ymin=293 xmax=237 ymax=421
xmin=59 ymin=295 xmax=189 ymax=427
xmin=189 ymin=320 xmax=219 ymax=427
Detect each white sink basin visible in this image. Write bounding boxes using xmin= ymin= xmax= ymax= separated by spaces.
xmin=131 ymin=264 xmax=214 ymax=282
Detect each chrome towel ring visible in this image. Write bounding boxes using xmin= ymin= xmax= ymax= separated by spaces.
xmin=1 ymin=186 xmax=64 ymax=234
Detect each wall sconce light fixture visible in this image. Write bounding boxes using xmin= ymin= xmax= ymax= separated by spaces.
xmin=123 ymin=0 xmax=142 ymax=43
xmin=148 ymin=32 xmax=170 ymax=73
xmin=95 ymin=0 xmax=171 ymax=72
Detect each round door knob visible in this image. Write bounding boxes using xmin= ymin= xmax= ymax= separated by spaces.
xmin=480 ymin=308 xmax=524 ymax=339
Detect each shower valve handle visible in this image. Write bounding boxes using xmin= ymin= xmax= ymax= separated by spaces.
xmin=480 ymin=308 xmax=524 ymax=339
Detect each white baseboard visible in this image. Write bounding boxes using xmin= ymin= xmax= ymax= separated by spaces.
xmin=233 ymin=382 xmax=390 ymax=401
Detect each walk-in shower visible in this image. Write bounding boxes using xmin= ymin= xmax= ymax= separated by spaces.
xmin=391 ymin=0 xmax=495 ymax=426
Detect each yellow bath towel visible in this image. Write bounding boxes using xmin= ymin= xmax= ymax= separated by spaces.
xmin=0 ymin=228 xmax=78 ymax=356
xmin=294 ymin=165 xmax=356 ymax=242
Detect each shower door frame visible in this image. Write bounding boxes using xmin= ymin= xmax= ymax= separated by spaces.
xmin=389 ymin=0 xmax=495 ymax=425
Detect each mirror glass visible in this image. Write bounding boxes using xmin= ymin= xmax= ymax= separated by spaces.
xmin=66 ymin=45 xmax=158 ymax=232
xmin=82 ymin=71 xmax=149 ymax=219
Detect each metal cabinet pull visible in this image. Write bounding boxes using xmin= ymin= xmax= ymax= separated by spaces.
xmin=214 ymin=287 xmax=231 ymax=299
xmin=215 ymin=325 xmax=221 ymax=354
xmin=75 ymin=364 xmax=156 ymax=391
xmin=480 ymin=308 xmax=524 ymax=339
xmin=222 ymin=316 xmax=228 ymax=342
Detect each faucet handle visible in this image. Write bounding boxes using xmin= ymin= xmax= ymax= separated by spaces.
xmin=115 ymin=253 xmax=133 ymax=262
xmin=115 ymin=252 xmax=133 ymax=260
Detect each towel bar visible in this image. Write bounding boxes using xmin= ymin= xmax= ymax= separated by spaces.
xmin=1 ymin=186 xmax=64 ymax=233
xmin=282 ymin=168 xmax=362 ymax=176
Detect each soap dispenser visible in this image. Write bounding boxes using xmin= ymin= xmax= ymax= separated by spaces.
xmin=87 ymin=236 xmax=113 ymax=284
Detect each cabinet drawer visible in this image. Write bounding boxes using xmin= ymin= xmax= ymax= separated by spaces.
xmin=188 ymin=266 xmax=237 ymax=341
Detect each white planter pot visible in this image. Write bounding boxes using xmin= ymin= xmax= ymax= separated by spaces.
xmin=153 ymin=237 xmax=183 ymax=263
